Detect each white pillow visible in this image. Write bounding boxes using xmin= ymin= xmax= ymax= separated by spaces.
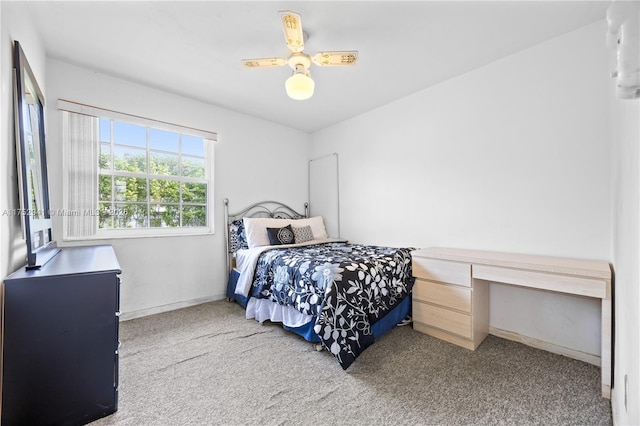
xmin=243 ymin=216 xmax=328 ymax=248
xmin=243 ymin=217 xmax=290 ymax=248
xmin=293 ymin=216 xmax=329 ymax=240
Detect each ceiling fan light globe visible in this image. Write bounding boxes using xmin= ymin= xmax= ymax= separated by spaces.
xmin=285 ymin=73 xmax=315 ymax=100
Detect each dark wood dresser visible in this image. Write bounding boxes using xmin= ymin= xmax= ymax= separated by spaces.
xmin=1 ymin=245 xmax=121 ymax=425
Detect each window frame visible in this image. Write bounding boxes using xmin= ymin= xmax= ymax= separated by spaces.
xmin=59 ymin=100 xmax=216 ymax=240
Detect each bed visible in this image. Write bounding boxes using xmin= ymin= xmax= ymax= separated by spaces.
xmin=224 ymin=199 xmax=414 ymax=370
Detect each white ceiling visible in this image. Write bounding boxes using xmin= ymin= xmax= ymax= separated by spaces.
xmin=24 ymin=1 xmax=610 ymax=133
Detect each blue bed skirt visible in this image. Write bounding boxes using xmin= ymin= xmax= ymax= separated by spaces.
xmin=227 ymin=269 xmax=250 ymax=306
xmin=227 ymin=269 xmax=411 ymax=343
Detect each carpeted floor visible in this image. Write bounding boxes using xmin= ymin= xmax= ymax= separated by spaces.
xmin=90 ymin=300 xmax=612 ymax=426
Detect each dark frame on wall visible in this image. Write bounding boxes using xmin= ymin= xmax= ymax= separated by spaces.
xmin=13 ymin=40 xmax=59 ymax=269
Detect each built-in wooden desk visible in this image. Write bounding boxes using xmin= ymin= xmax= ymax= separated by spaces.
xmin=411 ymin=247 xmax=612 ymax=399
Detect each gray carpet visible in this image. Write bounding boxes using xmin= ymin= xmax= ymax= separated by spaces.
xmin=91 ymin=300 xmax=612 ymax=425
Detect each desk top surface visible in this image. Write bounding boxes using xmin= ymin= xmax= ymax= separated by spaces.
xmin=413 ymin=247 xmax=611 ymax=280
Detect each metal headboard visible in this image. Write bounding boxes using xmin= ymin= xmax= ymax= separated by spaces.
xmin=223 ymin=198 xmax=309 ymax=273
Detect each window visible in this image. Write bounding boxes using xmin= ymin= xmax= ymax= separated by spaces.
xmin=98 ymin=119 xmax=208 ymax=229
xmin=59 ymin=100 xmax=216 ymax=239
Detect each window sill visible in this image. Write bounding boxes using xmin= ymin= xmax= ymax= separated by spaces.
xmin=63 ymin=226 xmax=214 ymax=241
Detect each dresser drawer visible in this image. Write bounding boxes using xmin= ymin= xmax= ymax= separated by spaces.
xmin=413 ymin=279 xmax=472 ymax=313
xmin=412 ymin=256 xmax=471 ymax=286
xmin=413 ymin=302 xmax=472 ymax=339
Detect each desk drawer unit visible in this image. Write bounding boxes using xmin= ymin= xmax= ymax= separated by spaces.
xmin=411 ymin=252 xmax=488 ymax=350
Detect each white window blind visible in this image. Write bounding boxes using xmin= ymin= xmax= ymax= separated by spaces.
xmin=61 ymin=111 xmax=99 ymax=238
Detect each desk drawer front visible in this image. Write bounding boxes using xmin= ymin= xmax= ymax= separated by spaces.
xmin=412 ymin=257 xmax=471 ymax=286
xmin=413 ymin=279 xmax=472 ymax=313
xmin=473 ymin=265 xmax=607 ymax=298
xmin=413 ymin=302 xmax=472 ymax=339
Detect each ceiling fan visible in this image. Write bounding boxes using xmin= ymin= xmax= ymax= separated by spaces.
xmin=241 ymin=11 xmax=358 ymax=100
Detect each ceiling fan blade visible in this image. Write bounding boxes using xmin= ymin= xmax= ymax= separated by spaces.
xmin=280 ymin=11 xmax=304 ymax=53
xmin=242 ymin=57 xmax=287 ymax=68
xmin=312 ymin=51 xmax=358 ymax=66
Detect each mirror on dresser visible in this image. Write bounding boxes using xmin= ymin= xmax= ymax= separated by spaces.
xmin=13 ymin=40 xmax=59 ymax=269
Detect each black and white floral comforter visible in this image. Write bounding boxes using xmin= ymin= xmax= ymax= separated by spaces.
xmin=249 ymin=242 xmax=414 ymax=370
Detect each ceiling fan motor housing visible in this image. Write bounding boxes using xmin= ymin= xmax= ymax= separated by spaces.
xmin=288 ymin=52 xmax=312 ymax=70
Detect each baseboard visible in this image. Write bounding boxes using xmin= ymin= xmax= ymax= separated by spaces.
xmin=120 ymin=294 xmax=225 ymax=321
xmin=489 ymin=327 xmax=600 ymax=367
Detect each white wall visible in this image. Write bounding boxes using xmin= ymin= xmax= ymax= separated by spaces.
xmin=609 ymin=55 xmax=640 ymax=424
xmin=0 ymin=3 xmax=47 ymax=279
xmin=44 ymin=59 xmax=311 ymax=318
xmin=311 ymin=22 xmax=610 ymax=359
